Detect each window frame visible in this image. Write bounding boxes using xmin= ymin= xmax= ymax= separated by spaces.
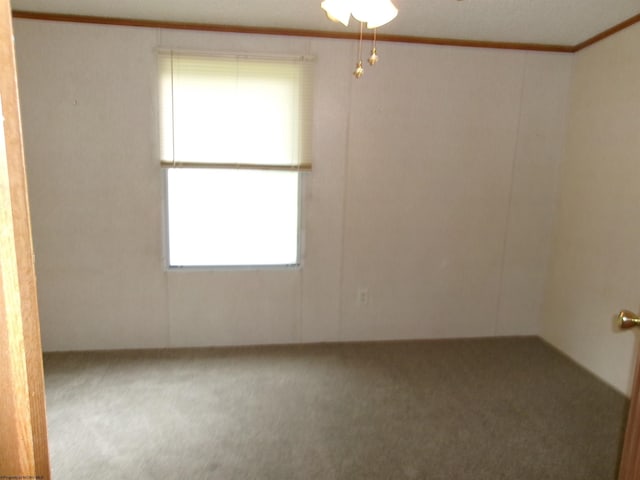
xmin=162 ymin=168 xmax=305 ymax=271
xmin=157 ymin=49 xmax=312 ymax=271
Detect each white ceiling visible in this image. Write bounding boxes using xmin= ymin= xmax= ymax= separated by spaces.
xmin=11 ymin=0 xmax=640 ymax=47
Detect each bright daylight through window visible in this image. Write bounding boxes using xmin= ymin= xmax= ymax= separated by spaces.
xmin=158 ymin=51 xmax=313 ymax=267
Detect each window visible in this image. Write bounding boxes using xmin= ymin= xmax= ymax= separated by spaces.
xmin=158 ymin=50 xmax=313 ymax=267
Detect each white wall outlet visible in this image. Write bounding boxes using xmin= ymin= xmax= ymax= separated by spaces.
xmin=357 ymin=288 xmax=369 ymax=306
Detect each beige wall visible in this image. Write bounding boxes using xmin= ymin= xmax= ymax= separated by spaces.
xmin=341 ymin=47 xmax=570 ymax=340
xmin=541 ymin=23 xmax=640 ymax=395
xmin=13 ymin=19 xmax=571 ymax=352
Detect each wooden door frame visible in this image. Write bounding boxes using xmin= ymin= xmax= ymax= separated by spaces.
xmin=0 ymin=0 xmax=50 ymax=477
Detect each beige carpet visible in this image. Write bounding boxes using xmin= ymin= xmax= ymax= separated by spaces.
xmin=43 ymin=337 xmax=628 ymax=479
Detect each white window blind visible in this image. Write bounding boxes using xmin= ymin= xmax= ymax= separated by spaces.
xmin=158 ymin=50 xmax=313 ymax=171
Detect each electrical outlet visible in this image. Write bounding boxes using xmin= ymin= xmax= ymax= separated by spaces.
xmin=357 ymin=288 xmax=369 ymax=306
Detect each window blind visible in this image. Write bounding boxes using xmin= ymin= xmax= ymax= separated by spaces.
xmin=158 ymin=50 xmax=313 ymax=171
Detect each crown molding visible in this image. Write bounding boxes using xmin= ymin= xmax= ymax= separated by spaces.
xmin=572 ymin=12 xmax=640 ymax=52
xmin=11 ymin=9 xmax=640 ymax=53
xmin=11 ymin=10 xmax=572 ymax=52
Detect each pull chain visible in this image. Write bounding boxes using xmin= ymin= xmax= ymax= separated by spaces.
xmin=353 ymin=21 xmax=364 ymax=79
xmin=368 ymin=28 xmax=379 ymax=65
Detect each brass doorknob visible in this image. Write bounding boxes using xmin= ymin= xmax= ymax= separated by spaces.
xmin=618 ymin=310 xmax=640 ymax=329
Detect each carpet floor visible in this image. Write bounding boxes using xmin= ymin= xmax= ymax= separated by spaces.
xmin=43 ymin=337 xmax=628 ymax=479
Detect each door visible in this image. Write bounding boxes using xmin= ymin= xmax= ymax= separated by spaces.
xmin=616 ymin=311 xmax=640 ymax=479
xmin=0 ymin=0 xmax=50 ymax=477
xmin=619 ymin=350 xmax=640 ymax=479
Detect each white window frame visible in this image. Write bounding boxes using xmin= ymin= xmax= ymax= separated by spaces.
xmin=162 ymin=168 xmax=304 ymax=269
xmin=157 ymin=50 xmax=313 ymax=269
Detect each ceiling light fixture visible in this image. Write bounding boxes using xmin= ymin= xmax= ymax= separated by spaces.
xmin=321 ymin=0 xmax=398 ymax=79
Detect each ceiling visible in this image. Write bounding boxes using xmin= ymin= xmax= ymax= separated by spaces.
xmin=10 ymin=0 xmax=640 ymax=47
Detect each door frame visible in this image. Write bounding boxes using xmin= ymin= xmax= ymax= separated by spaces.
xmin=0 ymin=0 xmax=50 ymax=477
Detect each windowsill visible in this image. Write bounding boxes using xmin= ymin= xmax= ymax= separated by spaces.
xmin=165 ymin=263 xmax=302 ymax=273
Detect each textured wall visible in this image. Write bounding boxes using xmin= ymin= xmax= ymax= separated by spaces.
xmin=14 ymin=19 xmax=571 ymax=351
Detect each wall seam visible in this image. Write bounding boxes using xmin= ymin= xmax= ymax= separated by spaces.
xmin=337 ymin=59 xmax=356 ymax=340
xmin=493 ymin=52 xmax=528 ymax=336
